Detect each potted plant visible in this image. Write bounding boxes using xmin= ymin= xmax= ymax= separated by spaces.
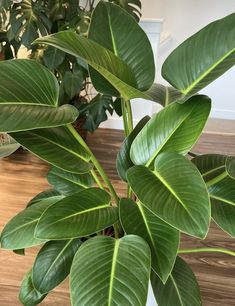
xmin=0 ymin=0 xmax=142 ymax=134
xmin=0 ymin=2 xmax=235 ymax=305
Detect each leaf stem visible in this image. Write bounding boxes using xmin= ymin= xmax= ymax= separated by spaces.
xmin=178 ymin=247 xmax=235 ymax=257
xmin=90 ymin=169 xmax=104 ymax=189
xmin=67 ymin=124 xmax=119 ymax=204
xmin=121 ymin=98 xmax=129 ymax=137
xmin=206 ymin=171 xmax=227 ymax=187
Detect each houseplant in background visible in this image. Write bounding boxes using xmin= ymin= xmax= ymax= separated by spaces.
xmin=0 ymin=2 xmax=235 ymax=305
xmin=0 ymin=0 xmax=142 ymax=134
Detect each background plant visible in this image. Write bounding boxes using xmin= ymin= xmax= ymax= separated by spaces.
xmin=0 ymin=2 xmax=235 ymax=306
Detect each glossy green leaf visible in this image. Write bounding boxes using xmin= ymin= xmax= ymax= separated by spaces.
xmin=32 ymin=239 xmax=82 ymax=294
xmin=35 ymin=188 xmax=118 ymax=240
xmin=162 ymin=13 xmax=235 ymax=96
xmin=0 ymin=133 xmax=20 ymax=157
xmin=43 ymin=46 xmax=65 ymax=70
xmin=127 ymin=152 xmax=210 ymax=238
xmin=209 ymin=177 xmax=235 ymax=238
xmin=0 ymin=59 xmax=79 ymax=132
xmin=11 ymin=126 xmax=92 ymax=174
xmin=120 ymin=198 xmax=179 ymax=282
xmin=0 ymin=198 xmax=59 ymax=250
xmin=88 ymin=1 xmax=154 ymax=96
xmin=151 ymin=256 xmax=202 ymax=306
xmin=27 ymin=189 xmax=63 ymax=207
xmin=130 ymin=95 xmax=211 ymax=166
xmin=70 ymin=235 xmax=151 ymax=306
xmin=117 ymin=116 xmax=150 ymax=181
xmin=226 ymin=156 xmax=235 ymax=179
xmin=47 ymin=166 xmax=94 ymax=195
xmin=63 ymin=70 xmax=83 ymax=99
xmin=19 ymin=271 xmax=47 ymax=306
xmin=110 ymin=0 xmax=142 ymax=21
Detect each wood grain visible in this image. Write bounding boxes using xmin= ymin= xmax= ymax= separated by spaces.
xmin=0 ymin=128 xmax=235 ymax=305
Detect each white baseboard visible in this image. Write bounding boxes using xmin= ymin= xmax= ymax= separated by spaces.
xmin=210 ymin=108 xmax=235 ymax=120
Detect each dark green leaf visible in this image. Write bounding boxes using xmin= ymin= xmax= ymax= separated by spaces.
xmin=151 ymin=256 xmax=202 ymax=306
xmin=43 ymin=46 xmax=65 ymax=70
xmin=32 ymin=239 xmax=82 ymax=294
xmin=127 ymin=152 xmax=210 ymax=238
xmin=47 ymin=166 xmax=94 ymax=195
xmin=117 ymin=116 xmax=150 ymax=181
xmin=120 ymin=198 xmax=179 ymax=282
xmin=130 ymin=95 xmax=211 ymax=166
xmin=70 ymin=235 xmax=151 ymax=306
xmin=162 ymin=13 xmax=235 ymax=96
xmin=63 ymin=70 xmax=83 ymax=99
xmin=35 ymin=188 xmax=118 ymax=240
xmin=110 ymin=0 xmax=142 ymax=21
xmin=27 ymin=189 xmax=63 ymax=207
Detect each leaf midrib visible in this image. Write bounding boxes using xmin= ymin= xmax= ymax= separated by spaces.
xmin=108 ymin=239 xmax=120 ymax=306
xmin=210 ymin=194 xmax=235 ymax=206
xmin=49 ymin=171 xmax=88 ymax=189
xmin=170 ymin=274 xmax=184 ymax=306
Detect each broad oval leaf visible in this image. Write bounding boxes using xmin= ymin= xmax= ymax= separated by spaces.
xmin=0 ymin=59 xmax=79 ymax=132
xmin=0 ymin=133 xmax=20 ymax=157
xmin=63 ymin=70 xmax=83 ymax=99
xmin=127 ymin=152 xmax=210 ymax=238
xmin=0 ymin=198 xmax=59 ymax=250
xmin=151 ymin=256 xmax=202 ymax=306
xmin=19 ymin=271 xmax=47 ymax=306
xmin=120 ymin=198 xmax=179 ymax=283
xmin=162 ymin=13 xmax=235 ymax=96
xmin=32 ymin=239 xmax=82 ymax=294
xmin=43 ymin=46 xmax=65 ymax=70
xmin=117 ymin=116 xmax=150 ymax=181
xmin=11 ymin=126 xmax=92 ymax=174
xmin=130 ymin=95 xmax=211 ymax=166
xmin=70 ymin=235 xmax=151 ymax=306
xmin=47 ymin=166 xmax=94 ymax=195
xmin=35 ymin=188 xmax=118 ymax=240
xmin=27 ymin=189 xmax=63 ymax=207
xmin=209 ymin=177 xmax=235 ymax=238
xmin=88 ymin=1 xmax=154 ymax=96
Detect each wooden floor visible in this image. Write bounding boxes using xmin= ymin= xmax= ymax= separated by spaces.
xmin=0 ymin=128 xmax=235 ymax=306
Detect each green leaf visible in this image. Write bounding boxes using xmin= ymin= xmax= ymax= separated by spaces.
xmin=0 ymin=133 xmax=20 ymax=157
xmin=19 ymin=271 xmax=47 ymax=306
xmin=35 ymin=188 xmax=118 ymax=240
xmin=130 ymin=95 xmax=211 ymax=166
xmin=27 ymin=189 xmax=63 ymax=207
xmin=0 ymin=59 xmax=79 ymax=132
xmin=63 ymin=70 xmax=83 ymax=99
xmin=79 ymin=94 xmax=114 ymax=132
xmin=127 ymin=152 xmax=210 ymax=238
xmin=88 ymin=1 xmax=154 ymax=96
xmin=110 ymin=0 xmax=142 ymax=21
xmin=47 ymin=166 xmax=94 ymax=195
xmin=209 ymin=177 xmax=235 ymax=238
xmin=11 ymin=126 xmax=92 ymax=174
xmin=70 ymin=235 xmax=151 ymax=306
xmin=43 ymin=46 xmax=65 ymax=70
xmin=151 ymin=256 xmax=202 ymax=306
xmin=162 ymin=13 xmax=235 ymax=96
xmin=0 ymin=198 xmax=59 ymax=250
xmin=32 ymin=239 xmax=82 ymax=294
xmin=120 ymin=198 xmax=179 ymax=283
xmin=117 ymin=116 xmax=150 ymax=181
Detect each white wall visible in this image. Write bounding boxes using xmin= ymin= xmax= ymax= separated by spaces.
xmin=141 ymin=0 xmax=235 ymax=120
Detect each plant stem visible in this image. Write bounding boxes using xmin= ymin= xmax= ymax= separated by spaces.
xmin=113 ymin=223 xmax=120 ymax=239
xmin=178 ymin=247 xmax=235 ymax=257
xmin=90 ymin=169 xmax=104 ymax=189
xmin=206 ymin=171 xmax=227 ymax=187
xmin=67 ymin=124 xmax=119 ymax=204
xmin=126 ymin=99 xmax=133 ymax=133
xmin=121 ymin=98 xmax=129 ymax=137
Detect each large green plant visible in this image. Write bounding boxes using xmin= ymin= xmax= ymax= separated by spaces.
xmin=0 ymin=2 xmax=235 ymax=305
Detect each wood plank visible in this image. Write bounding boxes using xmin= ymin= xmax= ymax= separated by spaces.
xmin=0 ymin=128 xmax=235 ymax=305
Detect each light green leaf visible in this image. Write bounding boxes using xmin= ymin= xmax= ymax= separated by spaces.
xmin=88 ymin=1 xmax=154 ymax=96
xmin=0 ymin=198 xmax=59 ymax=250
xmin=47 ymin=166 xmax=94 ymax=195
xmin=130 ymin=95 xmax=211 ymax=166
xmin=32 ymin=239 xmax=82 ymax=294
xmin=43 ymin=46 xmax=65 ymax=70
xmin=151 ymin=256 xmax=202 ymax=306
xmin=11 ymin=126 xmax=92 ymax=174
xmin=19 ymin=271 xmax=47 ymax=306
xmin=209 ymin=177 xmax=235 ymax=238
xmin=162 ymin=13 xmax=235 ymax=96
xmin=127 ymin=152 xmax=210 ymax=238
xmin=63 ymin=70 xmax=83 ymax=99
xmin=70 ymin=235 xmax=151 ymax=306
xmin=35 ymin=188 xmax=118 ymax=240
xmin=117 ymin=116 xmax=150 ymax=181
xmin=120 ymin=198 xmax=179 ymax=282
xmin=0 ymin=59 xmax=79 ymax=132
xmin=0 ymin=133 xmax=20 ymax=157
